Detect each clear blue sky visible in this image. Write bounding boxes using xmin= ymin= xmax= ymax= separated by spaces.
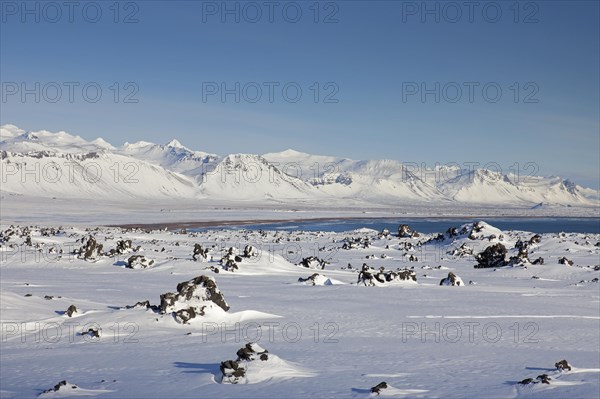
xmin=1 ymin=0 xmax=598 ymax=188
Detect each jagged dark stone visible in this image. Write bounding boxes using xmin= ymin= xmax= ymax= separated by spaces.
xmin=371 ymin=381 xmax=388 ymax=394
xmin=192 ymin=244 xmax=208 ymax=261
xmin=558 ymin=257 xmax=574 ymax=266
xmin=555 ymin=359 xmax=572 ymax=371
xmin=126 ymin=255 xmax=154 ymax=269
xmin=474 ymin=243 xmax=507 ymax=268
xmin=65 ymin=305 xmax=78 ymax=317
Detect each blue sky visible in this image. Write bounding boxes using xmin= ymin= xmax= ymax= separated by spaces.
xmin=1 ymin=0 xmax=599 ymax=188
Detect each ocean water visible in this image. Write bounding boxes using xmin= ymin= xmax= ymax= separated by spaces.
xmin=198 ymin=218 xmax=600 ymax=234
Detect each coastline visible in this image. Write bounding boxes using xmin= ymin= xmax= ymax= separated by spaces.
xmin=109 ymin=215 xmax=600 ymax=231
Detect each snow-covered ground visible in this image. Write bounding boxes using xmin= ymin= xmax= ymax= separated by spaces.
xmin=1 ymin=221 xmax=598 ymax=398
xmin=2 ymin=124 xmax=598 ymax=212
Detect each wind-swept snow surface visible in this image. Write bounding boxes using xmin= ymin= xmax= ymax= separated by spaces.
xmin=1 ymin=221 xmax=598 ymax=398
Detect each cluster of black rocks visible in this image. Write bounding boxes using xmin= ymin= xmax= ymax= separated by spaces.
xmin=220 ymin=343 xmax=270 ymax=384
xmin=357 ymin=263 xmax=416 ymax=286
xmin=41 ymin=380 xmax=78 ymax=394
xmin=159 ymin=275 xmax=229 ymax=324
xmin=518 ymin=359 xmax=572 ymax=385
xmin=474 ymin=235 xmax=544 ymax=269
xmin=297 ymin=256 xmax=329 ymax=270
xmin=217 ymin=245 xmax=258 ymax=271
xmin=341 ymin=237 xmax=371 ymax=250
xmin=398 ymin=224 xmax=420 ymax=238
xmin=73 ymin=235 xmax=151 ymax=268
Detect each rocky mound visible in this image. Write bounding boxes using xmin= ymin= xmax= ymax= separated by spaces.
xmin=398 ymin=224 xmax=420 ymax=238
xmin=220 ymin=343 xmax=269 ymax=384
xmin=371 ymin=381 xmax=388 ymax=394
xmin=219 ymin=343 xmax=313 ymax=384
xmin=474 ymin=243 xmax=507 ymax=268
xmin=220 ymin=247 xmax=243 ymax=271
xmin=192 ymin=244 xmax=209 ymax=261
xmin=555 ymin=359 xmax=572 ymax=371
xmin=440 ymin=272 xmax=464 ymax=286
xmin=341 ymin=236 xmax=371 ymax=250
xmin=126 ymin=255 xmax=154 ymax=269
xmin=65 ymin=304 xmax=78 ymax=317
xmin=73 ymin=235 xmax=103 ymax=261
xmin=159 ymin=275 xmax=229 ymax=323
xmin=40 ymin=380 xmax=79 ymax=396
xmin=106 ymin=239 xmax=140 ymax=256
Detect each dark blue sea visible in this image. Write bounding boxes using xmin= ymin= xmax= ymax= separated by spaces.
xmin=197 ymin=218 xmax=600 ymax=234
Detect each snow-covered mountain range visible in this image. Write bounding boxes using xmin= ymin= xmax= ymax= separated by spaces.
xmin=1 ymin=124 xmax=597 ymax=207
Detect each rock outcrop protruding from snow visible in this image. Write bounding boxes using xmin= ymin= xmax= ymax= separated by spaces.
xmin=474 ymin=243 xmax=507 ymax=268
xmin=125 ymin=300 xmax=151 ymax=309
xmin=439 ymin=272 xmax=464 ymax=286
xmin=84 ymin=327 xmax=101 ymax=338
xmin=243 ymin=244 xmax=258 ymax=258
xmin=371 ymin=381 xmax=388 ymax=394
xmin=509 ymin=241 xmax=531 ymax=266
xmin=298 ymin=256 xmax=329 ymax=269
xmin=74 ymin=236 xmax=103 ymax=261
xmin=65 ymin=304 xmax=78 ymax=317
xmin=106 ymin=239 xmax=138 ymax=256
xmin=555 ymin=359 xmax=572 ymax=371
xmin=449 ymin=243 xmax=474 ymax=257
xmin=220 ymin=247 xmax=242 ymax=271
xmin=159 ymin=275 xmax=229 ymax=323
xmin=531 ymin=257 xmax=544 ymax=265
xmin=297 ymin=273 xmax=340 ymax=286
xmin=398 ymin=224 xmax=419 ymax=238
xmin=220 ymin=343 xmax=269 ymax=384
xmin=192 ymin=244 xmax=208 ymax=261
xmin=220 ymin=360 xmax=246 ymax=384
xmin=558 ymin=257 xmax=574 ymax=266
xmin=342 ymin=237 xmax=371 ymax=249
xmin=41 ymin=380 xmax=79 ymax=395
xmin=126 ymin=255 xmax=154 ymax=269
xmin=357 ymin=264 xmax=416 ymax=286
xmin=519 ymin=374 xmax=552 ymax=385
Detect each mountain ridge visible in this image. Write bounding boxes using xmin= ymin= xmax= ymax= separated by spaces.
xmin=0 ymin=125 xmax=597 ymax=207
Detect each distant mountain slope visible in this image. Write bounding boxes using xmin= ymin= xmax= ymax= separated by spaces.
xmin=1 ymin=125 xmax=596 ymax=207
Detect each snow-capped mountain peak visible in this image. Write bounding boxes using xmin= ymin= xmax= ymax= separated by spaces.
xmin=0 ymin=124 xmax=596 ymax=208
xmin=165 ymin=139 xmax=187 ymax=149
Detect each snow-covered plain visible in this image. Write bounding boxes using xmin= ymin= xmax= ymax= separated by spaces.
xmin=1 ymin=221 xmax=599 ymax=398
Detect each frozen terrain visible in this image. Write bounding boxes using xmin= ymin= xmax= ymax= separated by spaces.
xmin=1 ymin=124 xmax=598 ymax=216
xmin=1 ymin=221 xmax=599 ymax=398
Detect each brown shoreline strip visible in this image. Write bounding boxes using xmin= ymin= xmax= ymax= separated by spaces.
xmin=109 ymin=216 xmax=363 ymax=230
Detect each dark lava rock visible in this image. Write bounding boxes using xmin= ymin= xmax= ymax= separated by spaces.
xmin=192 ymin=244 xmax=208 ymax=261
xmin=298 ymin=256 xmax=329 ymax=270
xmin=555 ymin=359 xmax=572 ymax=371
xmin=65 ymin=305 xmax=78 ymax=317
xmin=440 ymin=272 xmax=463 ymax=286
xmin=74 ymin=236 xmax=103 ymax=261
xmin=159 ymin=275 xmax=229 ymax=323
xmin=371 ymin=381 xmax=388 ymax=394
xmin=558 ymin=257 xmax=574 ymax=266
xmin=358 ymin=264 xmax=416 ymax=286
xmin=126 ymin=255 xmax=154 ymax=269
xmin=474 ymin=243 xmax=507 ymax=268
xmin=42 ymin=380 xmax=78 ymax=394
